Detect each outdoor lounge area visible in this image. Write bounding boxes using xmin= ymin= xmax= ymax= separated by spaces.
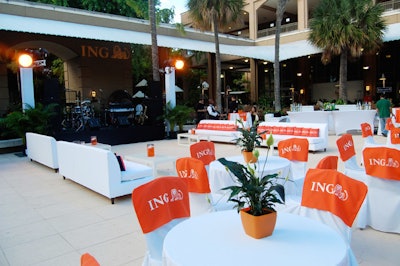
xmin=0 ymin=134 xmax=399 ymax=265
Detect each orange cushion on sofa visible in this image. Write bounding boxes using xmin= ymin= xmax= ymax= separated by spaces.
xmin=272 ymin=127 xmax=281 ymax=134
xmin=286 ymin=127 xmax=294 ymax=135
xmin=309 ymin=128 xmax=320 ymax=137
xmin=293 ymin=127 xmax=302 ymax=136
xmin=279 ymin=127 xmax=287 ymax=135
xmin=301 ymin=128 xmax=310 ymax=136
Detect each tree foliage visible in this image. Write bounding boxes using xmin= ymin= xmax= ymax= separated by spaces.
xmin=308 ymin=0 xmax=386 ymax=102
xmin=187 ymin=0 xmax=245 ymax=112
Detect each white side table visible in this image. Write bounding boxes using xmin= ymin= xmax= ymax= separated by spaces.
xmin=125 ymin=153 xmax=177 ymax=177
xmin=177 ymin=133 xmax=209 ymax=146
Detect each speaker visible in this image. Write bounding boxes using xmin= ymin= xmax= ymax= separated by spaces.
xmin=117 ymin=116 xmax=130 ymax=126
xmin=87 ymin=118 xmax=101 ymax=129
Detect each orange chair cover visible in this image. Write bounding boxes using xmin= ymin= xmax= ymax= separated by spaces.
xmin=238 ymin=112 xmax=247 ymax=121
xmin=336 ymin=134 xmax=356 ymax=162
xmin=386 ymin=118 xmax=394 ymax=131
xmin=363 ymin=147 xmax=400 ymax=181
xmin=81 ymin=253 xmax=100 ymax=266
xmin=390 ymin=127 xmax=400 ymax=144
xmin=301 ymin=168 xmax=368 ymax=227
xmin=278 ymin=138 xmax=309 ymax=162
xmin=132 ymin=177 xmax=190 ymax=234
xmin=315 ymin=156 xmax=338 ymax=170
xmin=360 ymin=123 xmax=373 ymax=138
xmin=176 ymin=157 xmax=211 ymax=193
xmin=190 ymin=141 xmax=216 ymax=166
xmin=396 ymin=108 xmax=400 ymax=123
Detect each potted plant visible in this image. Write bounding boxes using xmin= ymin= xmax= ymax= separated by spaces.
xmin=163 ymin=102 xmax=194 ymax=138
xmin=218 ymin=134 xmax=285 ymax=239
xmin=234 ymin=119 xmax=264 ymax=163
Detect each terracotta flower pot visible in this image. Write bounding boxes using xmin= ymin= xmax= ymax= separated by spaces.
xmin=242 ymin=151 xmax=257 ymax=163
xmin=240 ymin=208 xmax=277 ymax=239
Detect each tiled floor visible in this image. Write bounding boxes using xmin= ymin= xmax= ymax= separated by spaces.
xmin=0 ymin=134 xmax=399 ymax=265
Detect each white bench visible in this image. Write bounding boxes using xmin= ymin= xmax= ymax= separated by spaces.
xmin=185 ymin=120 xmax=241 ymax=144
xmin=57 ymin=141 xmax=154 ymax=204
xmin=258 ymin=122 xmax=328 ymax=152
xmin=26 ymin=132 xmax=59 ymax=171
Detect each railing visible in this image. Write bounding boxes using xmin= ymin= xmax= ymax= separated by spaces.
xmin=257 ymin=22 xmax=298 ymax=38
xmin=379 ymin=0 xmax=400 ymax=11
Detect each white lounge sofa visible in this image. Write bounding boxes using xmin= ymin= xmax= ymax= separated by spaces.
xmin=193 ymin=119 xmax=242 ymax=143
xmin=26 ymin=132 xmax=59 ymax=172
xmin=258 ymin=122 xmax=328 ymax=152
xmin=57 ymin=141 xmax=154 ymax=204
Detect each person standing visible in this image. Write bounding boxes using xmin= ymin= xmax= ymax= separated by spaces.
xmin=228 ymin=95 xmax=239 ymax=113
xmin=376 ymin=93 xmax=391 ymax=137
xmin=246 ymin=105 xmax=259 ymax=128
xmin=196 ymin=98 xmax=206 ymax=123
xmin=207 ymin=99 xmax=220 ymax=120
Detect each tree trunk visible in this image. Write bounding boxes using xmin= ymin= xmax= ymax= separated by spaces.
xmin=149 ymin=0 xmax=160 ymax=82
xmin=213 ymin=12 xmax=222 ymax=113
xmin=339 ymin=49 xmax=348 ymax=103
xmin=274 ymin=0 xmax=288 ymax=112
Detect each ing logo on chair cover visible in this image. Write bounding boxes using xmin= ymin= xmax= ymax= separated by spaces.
xmin=310 ymin=182 xmax=349 ymax=201
xmin=147 ymin=188 xmax=185 ymax=211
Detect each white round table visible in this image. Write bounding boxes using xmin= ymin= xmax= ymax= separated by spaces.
xmin=163 ymin=211 xmax=349 ymax=266
xmin=209 ymin=155 xmax=292 ymax=195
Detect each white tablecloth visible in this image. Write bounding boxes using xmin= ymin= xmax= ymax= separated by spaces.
xmin=288 ymin=110 xmax=377 ymax=135
xmin=163 ymin=211 xmax=349 ymax=266
xmin=209 ymin=155 xmax=292 ymax=195
xmin=332 ymin=110 xmax=376 ymax=136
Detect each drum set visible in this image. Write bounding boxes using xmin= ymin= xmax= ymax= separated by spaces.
xmin=61 ymin=99 xmax=94 ymax=132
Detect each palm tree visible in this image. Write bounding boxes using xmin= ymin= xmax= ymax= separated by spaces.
xmin=309 ymin=0 xmax=386 ymax=103
xmin=274 ymin=0 xmax=289 ymax=112
xmin=187 ymin=0 xmax=245 ymax=112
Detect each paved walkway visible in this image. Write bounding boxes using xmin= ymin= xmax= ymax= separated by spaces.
xmin=0 ymin=134 xmax=399 ymax=265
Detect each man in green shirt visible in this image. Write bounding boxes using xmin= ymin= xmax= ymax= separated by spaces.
xmin=376 ymin=94 xmax=391 ymax=137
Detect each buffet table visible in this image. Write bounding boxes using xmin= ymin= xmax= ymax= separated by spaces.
xmin=288 ymin=110 xmax=377 ymax=135
xmin=163 ymin=211 xmax=349 ymax=266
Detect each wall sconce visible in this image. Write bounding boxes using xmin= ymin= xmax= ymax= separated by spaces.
xmin=365 ymin=86 xmax=370 ymax=92
xmin=91 ymin=90 xmax=96 ymax=98
xmin=300 ymin=89 xmax=305 ymax=95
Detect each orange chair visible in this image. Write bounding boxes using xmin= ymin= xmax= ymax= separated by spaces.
xmin=315 ymin=155 xmax=338 ymax=170
xmin=358 ymin=147 xmax=400 ymax=233
xmin=360 ymin=122 xmax=377 ymax=147
xmin=132 ymin=177 xmax=190 ymax=265
xmin=277 ymin=138 xmax=309 ymax=196
xmin=283 ymin=168 xmax=368 ymax=265
xmin=81 ymin=253 xmax=100 ymax=266
xmin=336 ymin=134 xmax=365 ymax=183
xmin=190 ymin=141 xmax=216 ymax=166
xmin=176 ymin=157 xmax=234 ymax=214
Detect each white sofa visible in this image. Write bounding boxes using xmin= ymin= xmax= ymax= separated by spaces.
xmin=57 ymin=141 xmax=154 ymax=204
xmin=26 ymin=132 xmax=59 ymax=172
xmin=194 ymin=120 xmax=241 ymax=143
xmin=258 ymin=122 xmax=328 ymax=152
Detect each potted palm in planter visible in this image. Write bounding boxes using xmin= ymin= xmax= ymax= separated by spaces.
xmin=218 ymin=134 xmax=285 ymax=239
xmin=234 ymin=119 xmax=264 ymax=163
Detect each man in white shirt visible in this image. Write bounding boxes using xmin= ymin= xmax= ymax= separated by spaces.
xmin=207 ymin=99 xmax=220 ymax=120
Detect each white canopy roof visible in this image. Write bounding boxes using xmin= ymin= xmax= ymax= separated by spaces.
xmin=1 ymin=12 xmax=399 ymax=62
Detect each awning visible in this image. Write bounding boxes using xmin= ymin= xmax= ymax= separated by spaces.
xmin=135 ymin=79 xmax=148 ymax=87
xmin=1 ymin=13 xmax=399 ymax=62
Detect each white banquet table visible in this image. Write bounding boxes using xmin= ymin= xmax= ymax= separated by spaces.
xmin=331 ymin=110 xmax=376 ymax=136
xmin=209 ymin=155 xmax=294 ymax=195
xmin=163 ymin=211 xmax=349 ymax=266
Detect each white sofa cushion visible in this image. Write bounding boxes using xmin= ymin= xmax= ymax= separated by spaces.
xmin=121 ymin=160 xmax=153 ymax=181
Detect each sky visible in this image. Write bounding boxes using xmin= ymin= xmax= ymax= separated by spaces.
xmin=159 ymin=0 xmax=188 ymax=23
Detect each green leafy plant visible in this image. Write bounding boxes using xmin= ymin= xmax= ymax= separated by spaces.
xmin=163 ymin=102 xmax=194 ymax=133
xmin=234 ymin=119 xmax=264 ymax=152
xmin=0 ymin=103 xmax=58 ymax=144
xmin=219 ymin=134 xmax=285 ymax=216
